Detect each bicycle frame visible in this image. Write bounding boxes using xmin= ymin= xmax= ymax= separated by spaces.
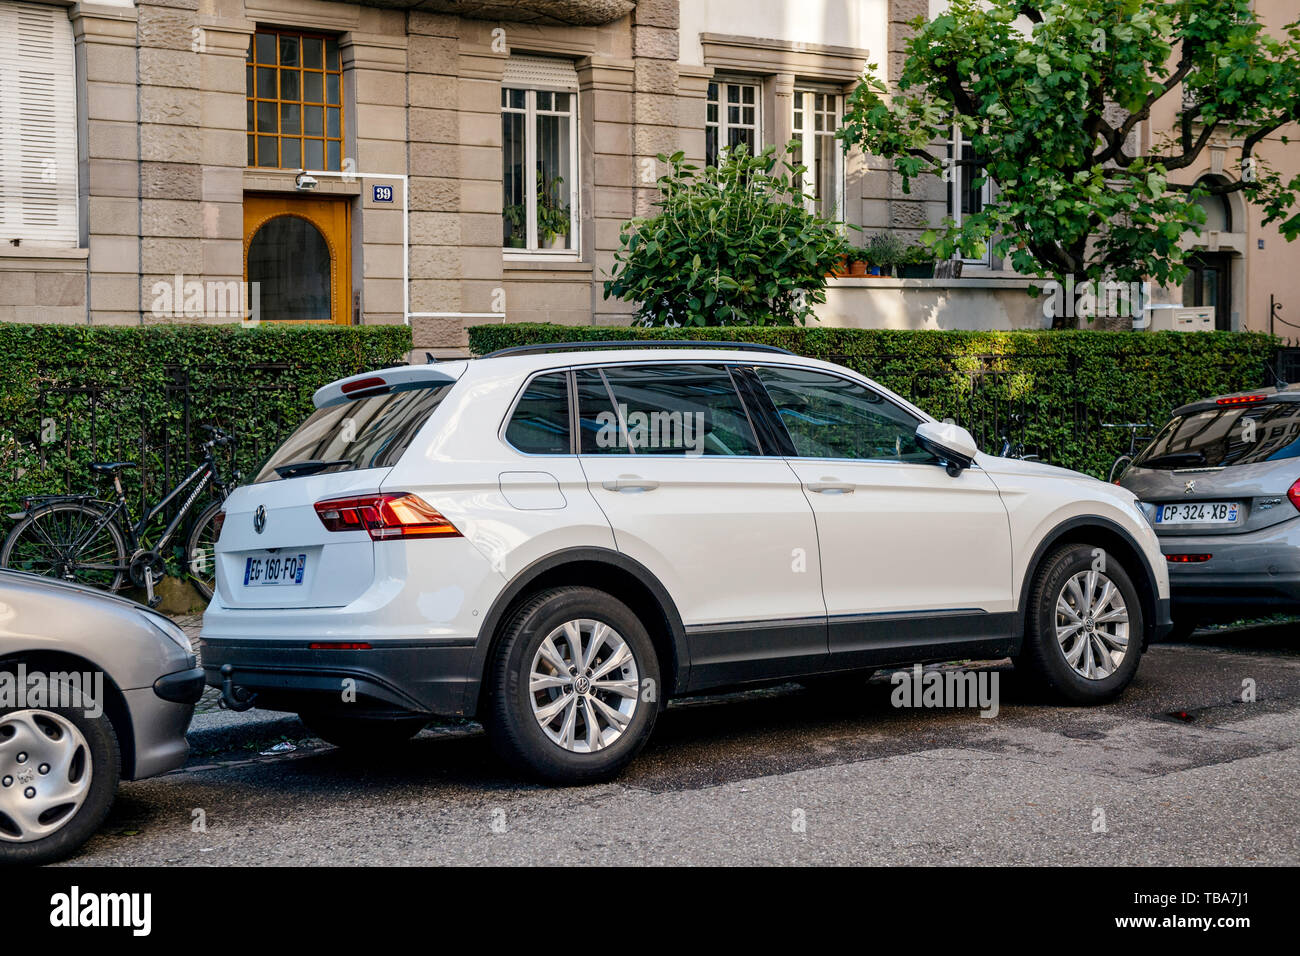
xmin=65 ymin=443 xmax=234 ymax=567
xmin=116 ymin=461 xmax=214 ymax=555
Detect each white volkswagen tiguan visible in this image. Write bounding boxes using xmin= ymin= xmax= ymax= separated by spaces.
xmin=201 ymin=344 xmax=1171 ymax=783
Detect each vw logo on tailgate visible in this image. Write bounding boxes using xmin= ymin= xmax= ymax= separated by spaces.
xmin=254 ymin=504 xmax=266 ymax=534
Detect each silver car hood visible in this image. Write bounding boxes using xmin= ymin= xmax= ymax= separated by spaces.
xmin=0 ymin=569 xmax=170 ymax=627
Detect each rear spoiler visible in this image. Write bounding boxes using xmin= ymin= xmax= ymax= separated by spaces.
xmin=312 ymin=364 xmax=463 ymax=409
xmin=1170 ymin=390 xmax=1300 ymax=418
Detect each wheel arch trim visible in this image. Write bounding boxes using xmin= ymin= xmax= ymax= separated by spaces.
xmin=1016 ymin=516 xmax=1164 ymax=651
xmin=466 ymin=547 xmax=690 ymax=716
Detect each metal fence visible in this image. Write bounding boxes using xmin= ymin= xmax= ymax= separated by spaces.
xmin=24 ymin=363 xmax=305 ymax=518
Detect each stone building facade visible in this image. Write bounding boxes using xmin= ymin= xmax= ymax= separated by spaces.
xmin=0 ymin=0 xmax=1296 ymax=350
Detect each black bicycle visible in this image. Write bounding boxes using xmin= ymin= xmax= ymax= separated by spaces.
xmin=1102 ymin=421 xmax=1155 ymax=483
xmin=1 ymin=426 xmax=239 ymax=606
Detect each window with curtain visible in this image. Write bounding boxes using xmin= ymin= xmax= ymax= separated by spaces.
xmin=246 ymin=29 xmax=344 ymax=171
xmin=502 ymin=55 xmax=579 ymax=254
xmin=0 ymin=2 xmax=78 ymax=246
xmin=706 ymin=79 xmax=759 ymax=167
xmin=791 ymin=90 xmax=844 ymax=221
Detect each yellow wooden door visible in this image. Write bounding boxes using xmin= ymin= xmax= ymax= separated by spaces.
xmin=243 ymin=195 xmax=352 ymax=324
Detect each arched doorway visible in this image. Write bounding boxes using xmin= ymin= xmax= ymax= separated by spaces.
xmin=243 ymin=196 xmax=351 ymax=323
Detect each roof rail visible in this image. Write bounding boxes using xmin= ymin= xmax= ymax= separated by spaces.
xmin=480 ymin=339 xmax=796 ymax=358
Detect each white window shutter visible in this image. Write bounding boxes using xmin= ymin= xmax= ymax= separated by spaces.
xmin=502 ymin=55 xmax=578 ymax=91
xmin=0 ymin=2 xmax=79 ymax=246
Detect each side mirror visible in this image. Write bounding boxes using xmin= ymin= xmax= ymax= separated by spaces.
xmin=916 ymin=421 xmax=979 ymax=477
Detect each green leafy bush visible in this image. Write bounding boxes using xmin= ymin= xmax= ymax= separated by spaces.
xmin=0 ymin=323 xmax=412 ymax=523
xmin=602 ymin=144 xmax=853 ymax=326
xmin=468 ymin=323 xmax=1278 ymax=477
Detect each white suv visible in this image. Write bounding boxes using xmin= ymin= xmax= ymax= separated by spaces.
xmin=201 ymin=344 xmax=1171 ymax=783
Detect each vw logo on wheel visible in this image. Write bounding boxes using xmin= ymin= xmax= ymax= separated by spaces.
xmin=253 ymin=505 xmax=266 ymax=534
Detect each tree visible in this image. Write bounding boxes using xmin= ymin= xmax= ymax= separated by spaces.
xmin=838 ymin=0 xmax=1300 ymax=326
xmin=603 ymin=144 xmax=852 ymax=326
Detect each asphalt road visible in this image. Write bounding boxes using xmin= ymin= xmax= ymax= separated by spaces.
xmin=60 ymin=623 xmax=1300 ymax=866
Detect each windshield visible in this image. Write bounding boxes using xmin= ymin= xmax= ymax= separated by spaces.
xmin=255 ymin=383 xmax=453 ymax=482
xmin=1132 ymin=402 xmax=1300 ymax=470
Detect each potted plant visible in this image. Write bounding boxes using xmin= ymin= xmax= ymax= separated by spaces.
xmin=864 ymin=232 xmax=906 ymax=277
xmin=537 ymin=172 xmax=571 ymax=249
xmin=897 ymin=243 xmax=938 ymax=278
xmin=847 ymin=245 xmax=871 ymax=276
xmin=503 ymin=203 xmax=526 ymax=248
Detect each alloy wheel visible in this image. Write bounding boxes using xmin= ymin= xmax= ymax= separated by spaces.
xmin=1055 ymin=569 xmax=1129 ymax=680
xmin=528 ymin=618 xmax=640 ymax=753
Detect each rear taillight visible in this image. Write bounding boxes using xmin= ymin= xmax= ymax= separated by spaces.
xmin=313 ymin=493 xmax=460 ymax=540
xmin=1288 ymin=478 xmax=1300 ymax=513
xmin=1216 ymin=394 xmax=1266 ymax=405
xmin=1166 ymin=553 xmax=1212 ymax=563
xmin=213 ymin=510 xmax=226 ymax=537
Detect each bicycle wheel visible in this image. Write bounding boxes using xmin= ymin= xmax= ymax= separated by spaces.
xmin=1107 ymin=454 xmax=1133 ymax=484
xmin=184 ymin=500 xmax=223 ymax=602
xmin=0 ymin=501 xmax=127 ymax=591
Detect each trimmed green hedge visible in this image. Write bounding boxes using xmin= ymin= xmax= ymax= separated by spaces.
xmin=468 ymin=324 xmax=1279 ymax=478
xmin=0 ymin=323 xmax=412 ymax=529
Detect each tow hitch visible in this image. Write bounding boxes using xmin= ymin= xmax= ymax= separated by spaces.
xmin=218 ymin=664 xmax=257 ymax=712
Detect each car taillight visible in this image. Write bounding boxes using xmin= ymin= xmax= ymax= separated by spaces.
xmin=1166 ymin=554 xmax=1212 ymax=563
xmin=1216 ymin=394 xmax=1266 ymax=405
xmin=1289 ymin=478 xmax=1300 ymax=513
xmin=213 ymin=510 xmax=226 ymax=536
xmin=313 ymin=493 xmax=460 ymax=540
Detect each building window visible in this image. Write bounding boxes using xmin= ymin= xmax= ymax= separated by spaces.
xmin=502 ymin=56 xmax=579 ymax=254
xmin=945 ymin=123 xmax=990 ymax=263
xmin=706 ymin=80 xmax=759 ymax=166
xmin=0 ymin=2 xmax=78 ymax=246
xmin=246 ymin=29 xmax=344 ymax=171
xmin=792 ymin=90 xmax=843 ymax=220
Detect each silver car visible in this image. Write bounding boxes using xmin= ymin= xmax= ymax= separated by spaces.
xmin=1119 ymin=387 xmax=1300 ymax=638
xmin=0 ymin=569 xmax=202 ymax=865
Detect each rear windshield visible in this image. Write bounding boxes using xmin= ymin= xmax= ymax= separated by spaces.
xmin=255 ymin=383 xmax=453 ymax=482
xmin=1133 ymin=402 xmax=1300 ymax=470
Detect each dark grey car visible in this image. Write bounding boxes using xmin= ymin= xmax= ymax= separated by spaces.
xmin=0 ymin=570 xmax=204 ymax=864
xmin=1119 ymin=387 xmax=1300 ymax=637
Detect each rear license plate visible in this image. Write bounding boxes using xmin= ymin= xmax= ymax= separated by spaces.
xmin=1155 ymin=502 xmax=1239 ymax=525
xmin=243 ymin=553 xmax=308 ymax=587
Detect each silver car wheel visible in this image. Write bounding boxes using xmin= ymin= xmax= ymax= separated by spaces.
xmin=529 ymin=618 xmax=639 ymax=753
xmin=1055 ymin=569 xmax=1129 ymax=680
xmin=0 ymin=710 xmax=93 ymax=843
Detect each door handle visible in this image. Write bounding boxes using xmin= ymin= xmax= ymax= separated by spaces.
xmin=807 ymin=478 xmax=855 ymax=494
xmin=602 ymin=475 xmax=659 ymax=493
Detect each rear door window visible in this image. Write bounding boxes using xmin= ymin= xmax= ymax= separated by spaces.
xmin=597 ymin=363 xmax=761 ymax=456
xmin=1134 ymin=402 xmax=1300 ymax=469
xmin=255 ymin=383 xmax=453 ymax=482
xmin=505 ymin=372 xmax=571 ymax=454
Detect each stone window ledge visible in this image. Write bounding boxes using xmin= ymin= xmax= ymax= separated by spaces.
xmin=0 ymin=247 xmax=89 ymax=270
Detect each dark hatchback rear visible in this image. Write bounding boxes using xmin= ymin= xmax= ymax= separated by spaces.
xmin=1119 ymin=387 xmax=1300 ymax=634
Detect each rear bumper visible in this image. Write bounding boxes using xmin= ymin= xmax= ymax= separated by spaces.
xmin=1159 ymin=521 xmax=1300 ymax=614
xmin=200 ymin=638 xmax=477 ymax=717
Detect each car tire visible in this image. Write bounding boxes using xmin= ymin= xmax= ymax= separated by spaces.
xmin=1015 ymin=543 xmax=1145 ymax=704
xmin=485 ymin=586 xmax=659 ymax=784
xmin=0 ymin=704 xmax=120 ymax=866
xmin=298 ymin=713 xmax=427 ymax=750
